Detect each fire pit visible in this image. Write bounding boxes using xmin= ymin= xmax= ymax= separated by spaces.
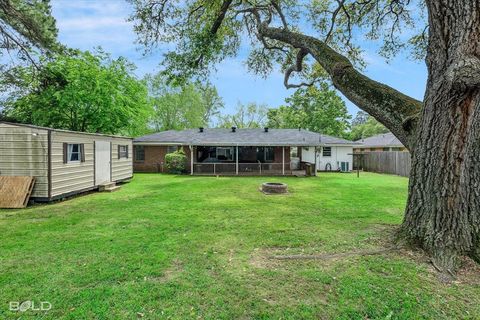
xmin=261 ymin=182 xmax=288 ymax=194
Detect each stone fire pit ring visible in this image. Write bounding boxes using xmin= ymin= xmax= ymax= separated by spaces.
xmin=261 ymin=182 xmax=288 ymax=194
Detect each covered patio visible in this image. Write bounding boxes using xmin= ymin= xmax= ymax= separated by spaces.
xmin=189 ymin=145 xmax=302 ymax=175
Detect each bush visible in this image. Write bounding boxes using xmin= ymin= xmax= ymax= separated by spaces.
xmin=164 ymin=149 xmax=187 ymax=174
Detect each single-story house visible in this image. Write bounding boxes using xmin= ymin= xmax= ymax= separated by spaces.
xmin=0 ymin=122 xmax=133 ymax=202
xmin=133 ymin=127 xmax=358 ymax=175
xmin=354 ymin=132 xmax=407 ymax=153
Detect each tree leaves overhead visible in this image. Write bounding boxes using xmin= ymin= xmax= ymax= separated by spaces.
xmin=129 ymin=0 xmax=427 ymax=83
xmin=0 ymin=0 xmax=59 ymax=66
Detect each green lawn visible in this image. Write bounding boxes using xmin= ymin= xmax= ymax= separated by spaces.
xmin=1 ymin=173 xmax=479 ymax=319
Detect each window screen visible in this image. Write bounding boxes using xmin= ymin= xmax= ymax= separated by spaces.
xmin=135 ymin=146 xmax=145 ymax=161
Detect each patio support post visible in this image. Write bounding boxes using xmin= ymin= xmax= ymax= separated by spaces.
xmin=190 ymin=146 xmax=194 ymax=175
xmin=236 ymin=146 xmax=239 ymax=175
xmin=282 ymin=146 xmax=285 ymax=175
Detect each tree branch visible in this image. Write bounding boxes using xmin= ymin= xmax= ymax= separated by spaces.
xmin=284 ymin=48 xmax=316 ymax=89
xmin=258 ymin=24 xmax=422 ymax=148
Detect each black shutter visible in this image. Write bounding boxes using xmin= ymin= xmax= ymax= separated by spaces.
xmin=126 ymin=145 xmax=129 ymax=158
xmin=80 ymin=144 xmax=85 ymax=162
xmin=63 ymin=143 xmax=68 ymax=163
xmin=118 ymin=145 xmax=121 ymax=159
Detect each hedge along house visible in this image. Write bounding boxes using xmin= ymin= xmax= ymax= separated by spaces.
xmin=133 ymin=127 xmax=357 ymax=175
xmin=0 ymin=122 xmax=133 ymax=202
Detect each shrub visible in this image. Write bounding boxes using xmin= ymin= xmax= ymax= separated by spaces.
xmin=164 ymin=149 xmax=187 ymax=173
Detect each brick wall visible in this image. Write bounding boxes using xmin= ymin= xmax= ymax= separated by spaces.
xmin=133 ymin=145 xmax=191 ymax=173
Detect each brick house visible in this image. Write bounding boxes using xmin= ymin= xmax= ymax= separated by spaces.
xmin=133 ymin=127 xmax=357 ymax=175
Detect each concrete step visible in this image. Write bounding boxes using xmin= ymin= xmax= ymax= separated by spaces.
xmin=103 ymin=185 xmax=121 ymax=192
xmin=99 ymin=182 xmax=116 ymax=191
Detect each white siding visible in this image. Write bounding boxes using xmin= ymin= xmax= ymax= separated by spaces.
xmin=302 ymin=146 xmax=353 ymax=171
xmin=0 ymin=123 xmax=49 ymax=198
xmin=50 ymin=132 xmax=133 ymax=197
xmin=111 ymin=140 xmax=133 ymax=181
xmin=50 ymin=131 xmax=95 ymax=197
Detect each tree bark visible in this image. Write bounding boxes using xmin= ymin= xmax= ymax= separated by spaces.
xmin=400 ymin=0 xmax=480 ymax=272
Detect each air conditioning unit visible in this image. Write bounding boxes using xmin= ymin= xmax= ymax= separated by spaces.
xmin=340 ymin=161 xmax=349 ymax=172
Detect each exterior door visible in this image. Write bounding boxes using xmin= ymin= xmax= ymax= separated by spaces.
xmin=95 ymin=141 xmax=111 ymax=185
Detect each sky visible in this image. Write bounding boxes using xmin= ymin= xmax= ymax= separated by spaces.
xmin=50 ymin=0 xmax=428 ymax=118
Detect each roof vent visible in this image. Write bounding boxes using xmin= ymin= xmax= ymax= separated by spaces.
xmin=264 ymin=127 xmax=269 ymax=133
xmin=231 ymin=126 xmax=236 ymax=133
xmin=199 ymin=127 xmax=204 ymax=133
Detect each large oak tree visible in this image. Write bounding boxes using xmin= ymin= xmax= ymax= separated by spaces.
xmin=129 ymin=0 xmax=480 ymax=274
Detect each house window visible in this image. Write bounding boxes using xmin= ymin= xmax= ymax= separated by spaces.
xmin=119 ymin=145 xmax=129 ymax=158
xmin=134 ymin=146 xmax=145 ymax=161
xmin=68 ymin=144 xmax=81 ymax=162
xmin=383 ymin=147 xmax=390 ymax=151
xmin=323 ymin=147 xmax=332 ymax=157
xmin=167 ymin=146 xmax=178 ymax=153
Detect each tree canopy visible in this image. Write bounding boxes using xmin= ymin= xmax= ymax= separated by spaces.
xmin=0 ymin=0 xmax=59 ymax=66
xmin=146 ymin=73 xmax=224 ymax=131
xmin=348 ymin=111 xmax=389 ymax=140
xmin=267 ymin=83 xmax=350 ymax=137
xmin=2 ymin=50 xmax=152 ymax=136
xmin=218 ymin=102 xmax=268 ymax=128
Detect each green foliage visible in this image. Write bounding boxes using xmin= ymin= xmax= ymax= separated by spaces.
xmin=146 ymin=73 xmax=224 ymax=131
xmin=164 ymin=149 xmax=187 ymax=174
xmin=267 ymin=83 xmax=351 ymax=137
xmin=349 ymin=111 xmax=389 ymax=140
xmin=3 ymin=50 xmax=153 ymax=136
xmin=218 ymin=102 xmax=268 ymax=128
xmin=0 ymin=0 xmax=59 ymax=64
xmin=128 ymin=1 xmax=427 ymax=82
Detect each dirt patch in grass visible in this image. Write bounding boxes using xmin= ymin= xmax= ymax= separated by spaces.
xmin=250 ymin=224 xmax=399 ymax=269
xmin=144 ymin=259 xmax=183 ymax=283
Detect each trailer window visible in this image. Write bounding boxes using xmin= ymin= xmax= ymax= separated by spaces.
xmin=119 ymin=145 xmax=128 ymax=158
xmin=68 ymin=144 xmax=81 ymax=162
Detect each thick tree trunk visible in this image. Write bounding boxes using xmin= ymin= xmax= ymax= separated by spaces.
xmin=255 ymin=0 xmax=480 ymax=272
xmin=401 ymin=0 xmax=480 ymax=272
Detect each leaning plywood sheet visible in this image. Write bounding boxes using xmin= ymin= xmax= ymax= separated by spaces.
xmin=0 ymin=176 xmax=35 ymax=208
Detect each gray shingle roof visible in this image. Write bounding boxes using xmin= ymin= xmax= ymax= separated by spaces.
xmin=355 ymin=132 xmax=404 ymax=148
xmin=134 ymin=128 xmax=357 ymax=146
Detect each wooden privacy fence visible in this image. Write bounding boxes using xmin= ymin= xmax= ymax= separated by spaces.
xmin=354 ymin=151 xmax=411 ymax=177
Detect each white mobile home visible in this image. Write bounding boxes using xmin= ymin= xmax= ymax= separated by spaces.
xmin=0 ymin=122 xmax=133 ymax=202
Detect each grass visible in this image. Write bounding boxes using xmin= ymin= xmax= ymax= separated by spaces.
xmin=0 ymin=172 xmax=479 ymax=319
